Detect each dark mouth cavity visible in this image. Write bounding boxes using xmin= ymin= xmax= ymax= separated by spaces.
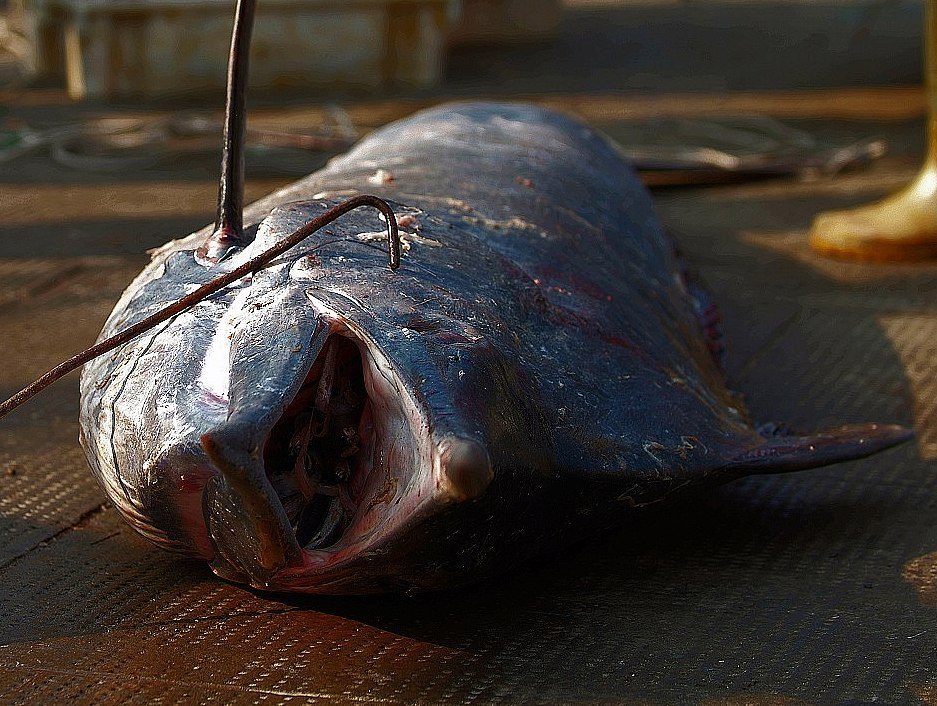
xmin=264 ymin=334 xmax=371 ymax=550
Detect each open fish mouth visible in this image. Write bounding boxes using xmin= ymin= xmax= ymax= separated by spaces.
xmin=265 ymin=332 xmax=380 ymax=553
xmin=197 ymin=300 xmax=493 ymax=592
xmin=266 ymin=329 xmax=491 ymax=553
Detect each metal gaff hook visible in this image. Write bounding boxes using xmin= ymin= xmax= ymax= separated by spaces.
xmin=0 ymin=194 xmax=400 ymax=421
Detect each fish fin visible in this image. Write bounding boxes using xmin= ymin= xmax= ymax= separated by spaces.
xmin=726 ymin=423 xmax=913 ymax=475
xmin=671 ymin=237 xmax=726 ymax=371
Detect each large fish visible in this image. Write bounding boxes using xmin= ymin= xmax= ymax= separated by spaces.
xmin=4 ymin=1 xmax=911 ymax=594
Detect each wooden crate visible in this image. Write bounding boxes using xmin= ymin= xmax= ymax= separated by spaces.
xmin=12 ymin=0 xmax=458 ymax=100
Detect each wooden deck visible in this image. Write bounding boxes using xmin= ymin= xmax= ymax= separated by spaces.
xmin=1 ymin=1 xmax=936 ymax=703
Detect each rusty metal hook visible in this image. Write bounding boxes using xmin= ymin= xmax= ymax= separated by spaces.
xmin=0 ymin=194 xmax=400 ymax=421
xmin=0 ymin=0 xmax=405 ymax=421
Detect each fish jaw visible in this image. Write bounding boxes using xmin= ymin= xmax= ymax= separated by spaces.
xmin=166 ymin=228 xmax=528 ymax=591
xmin=194 ymin=283 xmax=500 ymax=593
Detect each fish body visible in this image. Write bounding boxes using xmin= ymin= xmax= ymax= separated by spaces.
xmin=79 ymin=103 xmax=908 ymax=593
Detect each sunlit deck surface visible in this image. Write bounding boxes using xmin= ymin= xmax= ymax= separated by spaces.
xmin=1 ymin=1 xmax=936 ymax=703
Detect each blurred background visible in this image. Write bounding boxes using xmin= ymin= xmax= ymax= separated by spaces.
xmin=0 ymin=0 xmax=929 ymax=244
xmin=0 ymin=0 xmax=927 ymax=96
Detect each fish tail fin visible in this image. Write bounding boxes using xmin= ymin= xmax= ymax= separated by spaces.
xmin=727 ymin=423 xmax=913 ymax=475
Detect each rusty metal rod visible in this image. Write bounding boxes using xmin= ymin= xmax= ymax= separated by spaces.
xmin=0 ymin=194 xmax=400 ymax=421
xmin=213 ymin=0 xmax=256 ymax=251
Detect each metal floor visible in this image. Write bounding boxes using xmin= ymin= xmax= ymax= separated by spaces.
xmin=1 ymin=2 xmax=937 ymax=704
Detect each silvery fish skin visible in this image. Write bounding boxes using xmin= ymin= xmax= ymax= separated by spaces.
xmin=79 ymin=103 xmax=909 ymax=594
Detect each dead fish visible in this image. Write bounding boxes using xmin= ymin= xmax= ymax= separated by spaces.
xmin=2 ymin=0 xmax=911 ymax=594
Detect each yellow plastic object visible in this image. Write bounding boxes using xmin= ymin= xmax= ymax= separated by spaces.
xmin=810 ymin=0 xmax=937 ymax=262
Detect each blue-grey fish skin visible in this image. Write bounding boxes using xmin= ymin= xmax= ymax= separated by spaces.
xmin=79 ymin=103 xmax=909 ymax=593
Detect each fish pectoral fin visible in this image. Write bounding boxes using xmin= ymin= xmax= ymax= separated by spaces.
xmin=201 ymin=428 xmax=304 ymax=587
xmin=726 ymin=423 xmax=913 ymax=475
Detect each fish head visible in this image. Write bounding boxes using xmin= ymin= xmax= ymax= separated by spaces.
xmin=81 ymin=198 xmax=554 ymax=593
